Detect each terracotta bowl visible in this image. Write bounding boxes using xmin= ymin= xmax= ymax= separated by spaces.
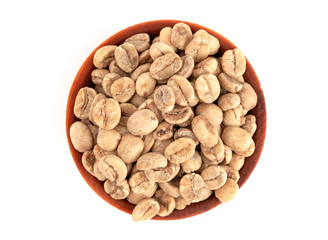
xmin=66 ymin=19 xmax=267 ymax=220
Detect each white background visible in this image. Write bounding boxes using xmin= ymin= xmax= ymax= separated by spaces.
xmin=1 ymin=0 xmax=327 ymax=239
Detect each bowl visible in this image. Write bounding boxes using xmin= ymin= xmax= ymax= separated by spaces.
xmin=66 ymin=19 xmax=267 ymax=220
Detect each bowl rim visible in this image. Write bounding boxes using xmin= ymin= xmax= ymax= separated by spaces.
xmin=66 ymin=19 xmax=267 ymax=221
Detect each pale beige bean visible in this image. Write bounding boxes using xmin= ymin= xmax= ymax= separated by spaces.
xmin=176 ymin=55 xmax=194 ymax=79
xmin=136 ymin=152 xmax=167 ymax=170
xmin=114 ymin=43 xmax=139 ymax=73
xmin=142 ymin=133 xmax=155 ymax=154
xmin=221 ymin=49 xmax=246 ymax=78
xmin=129 ymin=172 xmax=156 ymax=194
xmin=159 ymin=179 xmax=180 ymax=198
xmin=164 ymin=137 xmax=196 ymax=164
xmin=92 ymin=98 xmax=121 ymax=130
xmin=218 ymin=73 xmax=243 ymax=93
xmin=127 ymin=183 xmax=158 ymax=205
xmin=159 ymin=27 xmax=178 ymax=52
xmin=201 ymin=165 xmax=227 ymax=190
xmin=102 ymin=73 xmax=121 ymax=97
xmin=151 ymin=139 xmax=173 ymax=155
xmin=223 ymin=105 xmax=246 ymax=127
xmin=179 ymin=173 xmax=206 ymax=203
xmin=119 ymin=103 xmax=137 ymax=126
xmin=176 ymin=109 xmax=194 ymax=127
xmin=221 ymin=126 xmax=253 ymax=153
xmin=163 ymin=105 xmax=193 ymax=125
xmin=150 ymin=53 xmax=182 ymax=81
xmin=70 ymin=121 xmax=93 ymax=152
xmin=200 ymin=137 xmax=225 ymax=163
xmin=145 ymin=162 xmax=180 ymax=182
xmin=237 ymin=82 xmax=257 ymax=111
xmin=174 ymin=128 xmax=199 ymax=145
xmin=93 ymin=158 xmax=107 ymax=181
xmin=135 ymin=72 xmax=156 ymax=97
xmin=127 ymin=109 xmax=158 ymax=136
xmin=167 ymin=75 xmax=195 ymax=106
xmin=214 ymin=179 xmax=239 ymax=202
xmin=228 ymin=153 xmax=245 ymax=171
xmin=201 ymin=151 xmax=221 ymax=166
xmin=130 ymin=63 xmax=151 ymax=81
xmin=93 ymin=144 xmax=114 ymax=161
xmin=97 ymin=129 xmax=121 ymax=152
xmin=117 ymin=134 xmax=144 ymax=164
xmin=181 ymin=151 xmax=202 ymax=173
xmin=191 ymin=115 xmax=219 ymax=148
xmin=132 ymin=198 xmax=160 ymax=221
xmin=129 ymin=94 xmax=146 ymax=108
xmin=234 ymin=140 xmax=255 ymax=157
xmin=153 ymin=85 xmax=175 ymax=113
xmin=138 ymin=99 xmax=163 ymax=122
xmin=153 ymin=121 xmax=174 ymax=140
xmin=139 ymin=49 xmax=152 ymax=65
xmin=91 ymin=69 xmax=109 ymax=85
xmin=114 ymin=125 xmax=129 ymax=136
xmin=241 ymin=115 xmax=257 ymax=136
xmin=109 ymin=60 xmax=128 ymax=77
xmin=98 ymin=155 xmax=127 ymax=182
xmin=89 ymin=93 xmax=106 ymax=124
xmin=73 ymin=87 xmax=97 ymax=120
xmin=194 ymin=30 xmax=220 ymax=55
xmin=149 ymin=42 xmax=175 ymax=60
xmin=218 ymin=93 xmax=241 ymax=111
xmin=221 ymin=144 xmax=233 ymax=165
xmin=171 ymin=23 xmax=193 ymax=50
xmin=93 ymin=45 xmax=116 ymax=69
xmin=195 ymin=103 xmax=223 ymax=132
xmin=153 ymin=190 xmax=176 ymax=217
xmin=110 ymin=77 xmax=135 ymax=103
xmin=104 ymin=179 xmax=130 ymax=200
xmin=195 ymin=74 xmax=220 ymax=103
xmin=192 ymin=57 xmax=219 ymax=78
xmin=82 ymin=150 xmax=97 ymax=176
xmin=175 ymin=196 xmax=190 ymax=210
xmin=81 ymin=120 xmax=98 ymax=146
xmin=124 ymin=33 xmax=150 ymax=52
xmin=185 ymin=38 xmax=210 ymax=62
xmin=222 ymin=165 xmax=240 ymax=183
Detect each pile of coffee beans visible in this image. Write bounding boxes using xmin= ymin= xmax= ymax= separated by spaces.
xmin=69 ymin=22 xmax=258 ymax=221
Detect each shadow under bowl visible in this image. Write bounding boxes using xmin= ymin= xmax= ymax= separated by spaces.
xmin=66 ymin=19 xmax=267 ymax=220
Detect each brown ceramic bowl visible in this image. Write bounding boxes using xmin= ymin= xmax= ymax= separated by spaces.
xmin=66 ymin=19 xmax=267 ymax=220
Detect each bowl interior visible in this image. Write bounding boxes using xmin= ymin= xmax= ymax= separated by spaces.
xmin=66 ymin=19 xmax=267 ymax=220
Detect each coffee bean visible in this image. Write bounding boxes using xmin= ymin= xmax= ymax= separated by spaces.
xmin=70 ymin=121 xmax=93 ymax=152
xmin=192 ymin=115 xmax=219 ymax=148
xmin=127 ymin=109 xmax=158 ymax=136
xmin=92 ymin=98 xmax=121 ymax=130
xmin=150 ymin=53 xmax=182 ymax=80
xmin=74 ymin=87 xmax=97 ymax=120
xmin=153 ymin=85 xmax=175 ymax=113
xmin=98 ymin=154 xmax=127 ymax=182
xmin=114 ymin=43 xmax=139 ymax=73
xmin=132 ymin=198 xmax=160 ymax=221
xmin=125 ymin=33 xmax=150 ymax=52
xmin=93 ymin=45 xmax=116 ymax=69
xmin=221 ymin=49 xmax=246 ymax=78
